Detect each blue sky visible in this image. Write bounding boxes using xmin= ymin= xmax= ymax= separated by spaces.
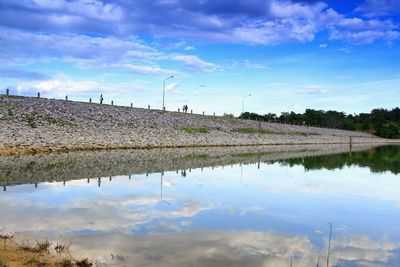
xmin=0 ymin=0 xmax=399 ymax=115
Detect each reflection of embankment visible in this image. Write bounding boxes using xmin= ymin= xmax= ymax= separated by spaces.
xmin=0 ymin=144 xmax=383 ymax=186
xmin=279 ymin=145 xmax=400 ymax=175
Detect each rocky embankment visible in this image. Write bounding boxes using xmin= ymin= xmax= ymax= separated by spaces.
xmin=0 ymin=95 xmax=397 ymax=155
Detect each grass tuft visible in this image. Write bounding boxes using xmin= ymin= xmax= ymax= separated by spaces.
xmin=181 ymin=127 xmax=209 ymax=134
xmin=55 ymin=241 xmax=72 ymax=254
xmin=47 ymin=118 xmax=77 ymax=128
xmin=61 ymin=259 xmax=73 ymax=267
xmin=0 ymin=103 xmax=15 ymax=110
xmin=0 ymin=228 xmax=16 ymax=251
xmin=18 ymin=239 xmax=51 ymax=253
xmin=75 ymin=258 xmax=93 ymax=267
xmin=232 ymin=128 xmax=273 ymax=134
xmin=293 ymin=132 xmax=320 ymax=137
xmin=0 ymin=258 xmax=8 ymax=267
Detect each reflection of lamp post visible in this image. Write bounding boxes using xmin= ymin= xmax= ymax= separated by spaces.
xmin=242 ymin=94 xmax=251 ymax=115
xmin=162 ymin=76 xmax=175 ymax=110
xmin=240 ymin=164 xmax=243 ymax=184
xmin=240 ymin=164 xmax=249 ymax=187
xmin=160 ymin=173 xmax=171 ymax=205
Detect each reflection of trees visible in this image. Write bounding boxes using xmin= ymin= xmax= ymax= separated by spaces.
xmin=278 ymin=146 xmax=400 ymax=174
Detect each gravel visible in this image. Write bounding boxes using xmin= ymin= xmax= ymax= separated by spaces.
xmin=0 ymin=95 xmax=396 ymax=153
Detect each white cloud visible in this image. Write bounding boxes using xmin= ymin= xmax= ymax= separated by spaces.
xmin=1 ymin=0 xmax=399 ymax=47
xmin=184 ymin=46 xmax=196 ymax=51
xmin=14 ymin=78 xmax=152 ymax=98
xmin=0 ymin=27 xmax=184 ymax=78
xmin=44 ymin=231 xmax=400 ymax=266
xmin=332 ymin=235 xmax=399 ymax=263
xmin=0 ymin=27 xmax=157 ymax=65
xmin=339 ymin=46 xmax=352 ymax=54
xmin=165 ymin=82 xmax=179 ymax=92
xmin=297 ymin=85 xmax=328 ymax=95
xmin=17 ymin=79 xmax=99 ymax=94
xmin=0 ymin=192 xmax=210 ymax=235
xmin=172 ymin=55 xmax=217 ymax=72
xmin=232 ymin=19 xmax=318 ymax=45
xmin=122 ymin=63 xmax=178 ymax=76
xmin=323 ymin=8 xmax=400 ymax=44
xmin=22 ymin=0 xmax=123 ymax=21
xmin=240 ymin=206 xmax=264 ymax=216
xmin=244 ymin=59 xmax=268 ymax=69
xmin=355 ymin=0 xmax=400 ymax=17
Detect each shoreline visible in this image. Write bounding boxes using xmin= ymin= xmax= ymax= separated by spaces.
xmin=0 ymin=140 xmax=399 ymax=157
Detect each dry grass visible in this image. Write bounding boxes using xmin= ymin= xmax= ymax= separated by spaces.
xmin=54 ymin=241 xmax=72 ymax=255
xmin=74 ymin=258 xmax=92 ymax=267
xmin=0 ymin=233 xmax=94 ymax=267
xmin=0 ymin=229 xmax=16 ymax=251
xmin=18 ymin=240 xmax=51 ymax=253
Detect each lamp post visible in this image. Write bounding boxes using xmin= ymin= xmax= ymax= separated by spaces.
xmin=162 ymin=75 xmax=174 ymax=110
xmin=242 ymin=94 xmax=251 ymax=115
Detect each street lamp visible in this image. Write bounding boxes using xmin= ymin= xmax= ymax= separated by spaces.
xmin=242 ymin=94 xmax=251 ymax=114
xmin=162 ymin=75 xmax=175 ymax=110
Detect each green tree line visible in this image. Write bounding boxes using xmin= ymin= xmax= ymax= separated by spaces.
xmin=239 ymin=107 xmax=400 ymax=139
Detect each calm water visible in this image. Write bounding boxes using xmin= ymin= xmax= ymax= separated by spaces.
xmin=1 ymin=145 xmax=400 ymax=266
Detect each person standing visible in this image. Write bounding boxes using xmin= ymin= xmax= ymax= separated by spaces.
xmin=100 ymin=94 xmax=104 ymax=104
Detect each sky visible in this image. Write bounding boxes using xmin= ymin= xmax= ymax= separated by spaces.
xmin=0 ymin=0 xmax=399 ymax=116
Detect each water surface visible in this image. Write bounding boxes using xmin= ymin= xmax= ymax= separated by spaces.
xmin=1 ymin=145 xmax=399 ymax=266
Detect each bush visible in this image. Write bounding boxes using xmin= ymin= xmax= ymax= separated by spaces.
xmin=376 ymin=122 xmax=400 ymax=139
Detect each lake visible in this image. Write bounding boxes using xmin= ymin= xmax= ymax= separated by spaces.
xmin=1 ymin=144 xmax=399 ymax=266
